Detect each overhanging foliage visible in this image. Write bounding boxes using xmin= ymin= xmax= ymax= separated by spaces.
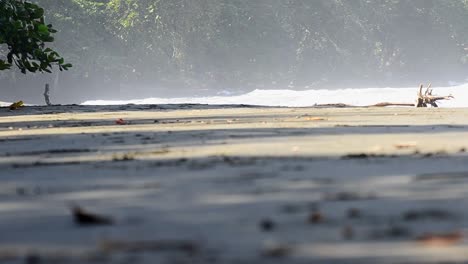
xmin=0 ymin=0 xmax=71 ymax=73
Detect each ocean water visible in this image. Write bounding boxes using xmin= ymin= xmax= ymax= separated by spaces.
xmin=82 ymin=83 xmax=468 ymax=107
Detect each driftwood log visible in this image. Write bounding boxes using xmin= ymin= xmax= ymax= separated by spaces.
xmin=314 ymin=84 xmax=453 ymax=108
xmin=416 ymin=83 xmax=454 ymax=107
xmin=43 ymin=83 xmax=52 ymax=106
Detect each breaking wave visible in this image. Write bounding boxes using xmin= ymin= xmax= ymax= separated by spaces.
xmin=82 ymin=83 xmax=468 ymax=107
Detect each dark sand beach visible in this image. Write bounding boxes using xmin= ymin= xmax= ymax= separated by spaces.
xmin=1 ymin=105 xmax=468 ymax=263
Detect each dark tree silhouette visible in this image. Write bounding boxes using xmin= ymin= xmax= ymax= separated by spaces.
xmin=0 ymin=0 xmax=71 ymax=73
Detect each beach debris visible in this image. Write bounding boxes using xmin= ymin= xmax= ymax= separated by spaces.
xmin=313 ymin=83 xmax=453 ymax=108
xmin=71 ymin=205 xmax=114 ymax=226
xmin=308 ymin=211 xmax=324 ymax=224
xmin=314 ymin=102 xmax=414 ymax=108
xmin=112 ymin=152 xmax=135 ymax=161
xmin=420 ymin=150 xmax=448 ymax=158
xmin=295 ymin=114 xmax=328 ymax=121
xmin=261 ymin=240 xmax=293 ymax=258
xmin=341 ymin=153 xmax=398 ymax=159
xmin=369 ymin=102 xmax=415 ymax=107
xmin=259 ymin=218 xmax=276 ymax=232
xmin=394 ymin=141 xmax=418 ymax=149
xmin=43 ymin=83 xmax=52 ymax=106
xmin=99 ymin=239 xmax=198 ymax=255
xmin=306 ymin=116 xmax=327 ymax=121
xmin=416 ymin=231 xmax=462 ymax=247
xmin=313 ymin=103 xmax=351 ymax=108
xmin=115 ymin=118 xmax=127 ymax=125
xmin=416 ymin=83 xmax=454 ymax=107
xmin=9 ymin=101 xmax=24 ymax=110
xmin=342 ymin=153 xmax=379 ymax=159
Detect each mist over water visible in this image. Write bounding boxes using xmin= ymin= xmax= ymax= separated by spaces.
xmin=82 ymin=83 xmax=468 ymax=108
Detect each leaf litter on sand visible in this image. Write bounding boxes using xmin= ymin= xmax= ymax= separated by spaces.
xmin=115 ymin=118 xmax=127 ymax=125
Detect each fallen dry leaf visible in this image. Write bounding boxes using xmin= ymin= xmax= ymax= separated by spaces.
xmin=71 ymin=205 xmax=114 ymax=226
xmin=308 ymin=211 xmax=324 ymax=224
xmin=115 ymin=118 xmax=127 ymax=125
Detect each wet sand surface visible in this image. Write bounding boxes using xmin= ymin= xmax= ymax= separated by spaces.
xmin=1 ymin=105 xmax=468 ymax=263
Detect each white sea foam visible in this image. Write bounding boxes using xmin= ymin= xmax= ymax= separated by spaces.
xmin=82 ymin=83 xmax=468 ymax=107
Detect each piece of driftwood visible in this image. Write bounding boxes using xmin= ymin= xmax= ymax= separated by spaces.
xmin=313 ymin=102 xmax=414 ymax=108
xmin=313 ymin=84 xmax=453 ymax=108
xmin=313 ymin=103 xmax=352 ymax=108
xmin=369 ymin=102 xmax=415 ymax=107
xmin=416 ymin=83 xmax=454 ymax=107
xmin=43 ymin=83 xmax=52 ymax=106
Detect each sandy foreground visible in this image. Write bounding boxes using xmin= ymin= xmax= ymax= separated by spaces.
xmin=1 ymin=104 xmax=468 ymax=263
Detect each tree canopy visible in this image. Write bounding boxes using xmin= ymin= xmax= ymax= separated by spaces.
xmin=43 ymin=1 xmax=468 ymax=87
xmin=2 ymin=1 xmax=468 ymax=102
xmin=0 ymin=0 xmax=71 ymax=73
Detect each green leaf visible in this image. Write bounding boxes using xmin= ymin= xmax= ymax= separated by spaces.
xmin=0 ymin=61 xmax=11 ymax=70
xmin=37 ymin=24 xmax=49 ymax=33
xmin=0 ymin=0 xmax=69 ymax=74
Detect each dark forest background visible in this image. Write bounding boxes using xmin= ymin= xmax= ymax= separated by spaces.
xmin=2 ymin=0 xmax=468 ymax=104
